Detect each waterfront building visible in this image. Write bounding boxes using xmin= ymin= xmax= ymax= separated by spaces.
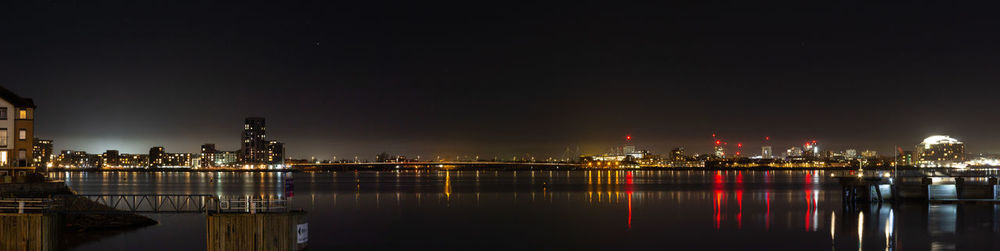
xmin=201 ymin=143 xmax=241 ymax=168
xmin=55 ymin=150 xmax=100 ymax=169
xmin=761 ymin=146 xmax=773 ymax=159
xmin=102 ymin=150 xmax=120 ymax=167
xmin=32 ymin=138 xmax=52 ymax=169
xmin=713 ymin=145 xmax=725 ymax=158
xmin=0 ymin=86 xmax=35 ymax=169
xmin=267 ymin=140 xmax=284 ymax=165
xmin=149 ymin=146 xmax=192 ymax=168
xmin=240 ymin=117 xmax=268 ymax=164
xmin=101 ymin=150 xmax=149 ymax=168
xmin=915 ymin=135 xmax=965 ymax=168
xmin=200 ymin=144 xmax=217 ymax=168
xmin=149 ymin=147 xmax=166 ymax=167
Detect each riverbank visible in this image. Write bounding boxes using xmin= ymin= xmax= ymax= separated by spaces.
xmin=44 ymin=165 xmax=993 ymax=172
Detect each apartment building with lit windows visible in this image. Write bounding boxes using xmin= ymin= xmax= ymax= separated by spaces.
xmin=0 ymin=86 xmax=35 ymax=169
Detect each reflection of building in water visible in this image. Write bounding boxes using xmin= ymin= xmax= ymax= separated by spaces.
xmin=915 ymin=135 xmax=965 ymax=168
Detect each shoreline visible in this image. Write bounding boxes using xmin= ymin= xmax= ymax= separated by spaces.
xmin=43 ymin=166 xmax=991 ymax=172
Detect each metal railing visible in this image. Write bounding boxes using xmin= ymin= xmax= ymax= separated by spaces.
xmin=0 ymin=194 xmax=292 ymax=214
xmin=0 ymin=198 xmax=54 ymax=213
xmin=55 ymin=194 xmax=220 ymax=214
xmin=217 ymin=196 xmax=288 ymax=213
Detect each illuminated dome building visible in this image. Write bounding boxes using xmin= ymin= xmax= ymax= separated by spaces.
xmin=915 ymin=135 xmax=966 ymax=168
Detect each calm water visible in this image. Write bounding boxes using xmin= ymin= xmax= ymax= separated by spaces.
xmin=52 ymin=170 xmax=1000 ymax=250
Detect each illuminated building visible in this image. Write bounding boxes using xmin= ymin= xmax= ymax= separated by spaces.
xmin=101 ymin=150 xmax=149 ymax=168
xmin=102 ymin=150 xmax=120 ymax=166
xmin=267 ymin=140 xmax=284 ymax=164
xmin=786 ymin=147 xmax=803 ymax=157
xmin=149 ymin=146 xmax=192 ymax=168
xmin=623 ymin=145 xmax=636 ymax=155
xmin=240 ymin=117 xmax=268 ymax=164
xmin=915 ymin=135 xmax=966 ymax=168
xmin=0 ymin=86 xmax=35 ymax=168
xmin=761 ymin=146 xmax=772 ymax=159
xmin=32 ymin=138 xmax=52 ymax=169
xmin=149 ymin=147 xmax=165 ymax=167
xmin=713 ymin=145 xmax=725 ymax=158
xmin=669 ymin=148 xmax=686 ymax=161
xmin=844 ymin=149 xmax=858 ymax=159
xmin=803 ymin=141 xmax=819 ymax=157
xmin=861 ymin=150 xmax=878 ymax=159
xmin=201 ymin=143 xmax=240 ymax=168
xmin=897 ymin=150 xmax=914 ymax=166
xmin=55 ymin=150 xmax=100 ymax=169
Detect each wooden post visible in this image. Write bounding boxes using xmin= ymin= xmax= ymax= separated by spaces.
xmin=206 ymin=211 xmax=308 ymax=251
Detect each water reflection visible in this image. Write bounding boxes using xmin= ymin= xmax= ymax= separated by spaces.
xmin=49 ymin=170 xmax=1000 ymax=250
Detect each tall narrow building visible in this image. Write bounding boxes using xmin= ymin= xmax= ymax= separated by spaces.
xmin=32 ymin=138 xmax=52 ymax=169
xmin=240 ymin=117 xmax=268 ymax=165
xmin=761 ymin=146 xmax=773 ymax=159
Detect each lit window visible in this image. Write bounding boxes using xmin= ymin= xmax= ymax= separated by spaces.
xmin=18 ymin=129 xmax=25 ymax=140
xmin=0 ymin=129 xmax=6 ymax=147
xmin=17 ymin=109 xmax=26 ymax=119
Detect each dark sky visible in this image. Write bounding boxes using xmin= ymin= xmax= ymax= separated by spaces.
xmin=3 ymin=0 xmax=1000 ymax=159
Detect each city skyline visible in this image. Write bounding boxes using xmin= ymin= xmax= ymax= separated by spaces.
xmin=5 ymin=1 xmax=1000 ymax=158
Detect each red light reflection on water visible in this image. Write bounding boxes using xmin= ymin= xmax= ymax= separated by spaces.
xmin=714 ymin=190 xmax=724 ymax=229
xmin=736 ymin=190 xmax=743 ymax=229
xmin=713 ymin=171 xmax=725 ymax=229
xmin=626 ymin=171 xmax=633 ymax=229
xmin=765 ymin=190 xmax=771 ymax=230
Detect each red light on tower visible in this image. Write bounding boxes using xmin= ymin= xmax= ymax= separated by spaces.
xmin=765 ymin=136 xmax=770 ymax=141
xmin=737 ymin=143 xmax=743 ymax=148
xmin=626 ymin=135 xmax=632 ymax=141
xmin=715 ymin=140 xmax=721 ymax=145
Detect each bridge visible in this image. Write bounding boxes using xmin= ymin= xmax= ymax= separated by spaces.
xmin=0 ymin=194 xmax=290 ymax=214
xmin=289 ymin=161 xmax=580 ymax=169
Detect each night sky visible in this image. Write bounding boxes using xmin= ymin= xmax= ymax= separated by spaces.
xmin=3 ymin=1 xmax=1000 ymax=159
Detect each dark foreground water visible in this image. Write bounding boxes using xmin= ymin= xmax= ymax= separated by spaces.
xmin=53 ymin=170 xmax=1000 ymax=250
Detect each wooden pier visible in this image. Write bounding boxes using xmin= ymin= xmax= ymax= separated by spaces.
xmin=206 ymin=211 xmax=308 ymax=251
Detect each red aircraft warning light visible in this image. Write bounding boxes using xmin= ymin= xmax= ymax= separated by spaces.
xmin=626 ymin=135 xmax=632 ymax=141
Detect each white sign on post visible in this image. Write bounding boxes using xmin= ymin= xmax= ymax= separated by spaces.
xmin=296 ymin=223 xmax=308 ymax=244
